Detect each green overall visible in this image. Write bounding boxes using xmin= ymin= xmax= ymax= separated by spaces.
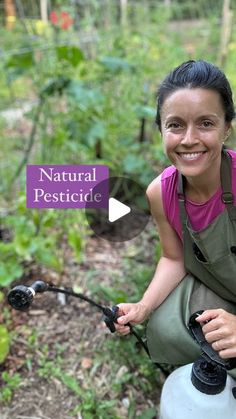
xmin=146 ymin=149 xmax=236 ymax=373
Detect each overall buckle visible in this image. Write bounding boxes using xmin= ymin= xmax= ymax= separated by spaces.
xmin=221 ymin=191 xmax=234 ymax=204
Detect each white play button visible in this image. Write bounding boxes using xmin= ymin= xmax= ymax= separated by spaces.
xmin=108 ymin=197 xmax=131 ymax=222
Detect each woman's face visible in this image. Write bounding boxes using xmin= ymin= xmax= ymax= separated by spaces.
xmin=160 ymin=88 xmax=230 ymax=178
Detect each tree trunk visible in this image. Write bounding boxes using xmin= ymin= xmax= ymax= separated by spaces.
xmin=120 ymin=0 xmax=128 ymax=27
xmin=218 ymin=0 xmax=233 ymax=67
xmin=40 ymin=0 xmax=48 ymax=23
xmin=4 ymin=0 xmax=16 ymax=29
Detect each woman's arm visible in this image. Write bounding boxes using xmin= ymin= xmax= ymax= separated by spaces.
xmin=116 ymin=175 xmax=187 ymax=333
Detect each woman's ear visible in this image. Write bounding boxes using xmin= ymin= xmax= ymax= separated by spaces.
xmin=223 ymin=123 xmax=232 ymax=142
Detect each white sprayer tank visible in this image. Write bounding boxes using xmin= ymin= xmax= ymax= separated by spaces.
xmin=160 ymin=362 xmax=236 ymax=419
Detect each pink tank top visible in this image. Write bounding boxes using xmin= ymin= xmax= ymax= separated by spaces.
xmin=161 ymin=149 xmax=236 ymax=242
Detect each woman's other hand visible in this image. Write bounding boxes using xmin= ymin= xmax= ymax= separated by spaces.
xmin=196 ymin=309 xmax=236 ymax=359
xmin=115 ymin=302 xmax=150 ymax=335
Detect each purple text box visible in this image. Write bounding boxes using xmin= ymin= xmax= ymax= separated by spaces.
xmin=26 ymin=165 xmax=109 ymax=209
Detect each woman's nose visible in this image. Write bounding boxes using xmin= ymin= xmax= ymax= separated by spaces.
xmin=181 ymin=125 xmax=199 ymax=145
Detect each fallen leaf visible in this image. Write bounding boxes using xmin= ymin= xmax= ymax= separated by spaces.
xmin=81 ymin=357 xmax=93 ymax=369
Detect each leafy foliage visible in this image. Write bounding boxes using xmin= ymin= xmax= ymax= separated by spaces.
xmin=0 ymin=325 xmax=10 ymax=364
xmin=0 ymin=194 xmax=87 ymax=286
xmin=0 ymin=371 xmax=21 ymax=403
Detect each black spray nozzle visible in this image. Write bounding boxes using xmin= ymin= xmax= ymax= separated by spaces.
xmin=7 ymin=280 xmax=48 ymax=311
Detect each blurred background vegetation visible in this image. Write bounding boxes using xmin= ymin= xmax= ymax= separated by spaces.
xmin=1 ymin=0 xmax=236 ymax=287
xmin=0 ymin=0 xmax=236 ymax=417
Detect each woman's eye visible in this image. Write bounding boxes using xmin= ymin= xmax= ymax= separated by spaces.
xmin=166 ymin=122 xmax=181 ymax=129
xmin=202 ymin=120 xmax=213 ymax=127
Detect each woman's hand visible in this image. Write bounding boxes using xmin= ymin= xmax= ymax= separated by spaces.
xmin=115 ymin=302 xmax=150 ymax=335
xmin=196 ymin=309 xmax=236 ymax=359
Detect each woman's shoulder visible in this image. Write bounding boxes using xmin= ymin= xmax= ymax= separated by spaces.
xmin=146 ymin=172 xmax=166 ymax=219
xmin=161 ymin=164 xmax=178 ymax=180
xmin=146 ymin=165 xmax=177 ymax=195
xmin=146 ymin=173 xmax=162 ymax=204
xmin=146 ymin=167 xmax=183 ymax=242
xmin=146 ymin=165 xmax=179 ymax=220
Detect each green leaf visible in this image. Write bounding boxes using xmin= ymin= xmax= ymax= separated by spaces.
xmin=32 ymin=211 xmax=41 ymax=230
xmin=0 ymin=261 xmax=23 ymax=287
xmin=14 ymin=235 xmax=32 ymax=259
xmin=56 ymin=46 xmax=84 ymax=67
xmin=0 ymin=325 xmax=10 ymax=364
xmin=41 ymin=211 xmax=58 ymax=228
xmin=35 ymin=250 xmax=61 ymax=271
xmin=59 ymin=372 xmax=82 ymax=396
xmin=137 ymin=407 xmax=157 ymax=419
xmin=6 ymin=68 xmax=25 ymax=83
xmin=122 ymin=154 xmax=146 ymax=173
xmin=0 ymin=242 xmax=14 ymax=254
xmin=40 ymin=76 xmax=71 ymax=97
xmin=86 ymin=121 xmax=106 ymax=146
xmin=135 ymin=105 xmax=156 ymax=119
xmin=96 ymin=285 xmax=128 ymax=304
xmin=2 ymin=371 xmax=21 ymax=387
xmin=68 ymin=230 xmax=82 ymax=261
xmin=99 ymin=56 xmax=134 ymax=73
xmin=67 ymin=81 xmax=104 ymax=111
xmin=0 ymin=387 xmax=12 ymax=403
xmin=5 ymin=51 xmax=34 ymax=71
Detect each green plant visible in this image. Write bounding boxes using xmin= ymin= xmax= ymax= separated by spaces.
xmin=0 ymin=325 xmax=10 ymax=364
xmin=137 ymin=407 xmax=157 ymax=419
xmin=71 ymin=396 xmax=117 ymax=419
xmin=37 ymin=343 xmax=61 ymax=378
xmin=0 ymin=371 xmax=21 ymax=403
xmin=37 ymin=354 xmax=118 ymax=418
xmin=0 ymin=193 xmax=87 ymax=287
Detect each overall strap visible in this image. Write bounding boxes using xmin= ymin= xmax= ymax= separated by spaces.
xmin=220 ymin=148 xmax=236 ymax=220
xmin=177 ymin=148 xmax=236 ymax=225
xmin=177 ymin=170 xmax=187 ymax=235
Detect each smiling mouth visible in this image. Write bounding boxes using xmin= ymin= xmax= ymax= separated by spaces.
xmin=177 ymin=151 xmax=206 ymax=160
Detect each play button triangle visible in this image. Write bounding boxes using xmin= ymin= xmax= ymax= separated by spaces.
xmin=108 ymin=197 xmax=131 ymax=222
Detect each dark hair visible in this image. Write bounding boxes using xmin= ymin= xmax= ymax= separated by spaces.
xmin=156 ymin=60 xmax=235 ymax=131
